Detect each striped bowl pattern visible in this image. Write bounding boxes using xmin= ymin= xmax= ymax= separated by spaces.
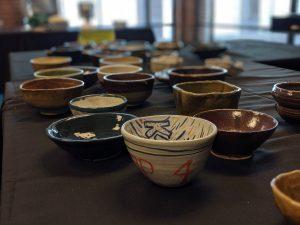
xmin=121 ymin=115 xmax=217 ymax=187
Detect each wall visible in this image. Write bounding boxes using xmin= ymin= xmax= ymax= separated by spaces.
xmin=0 ymin=0 xmax=23 ymax=28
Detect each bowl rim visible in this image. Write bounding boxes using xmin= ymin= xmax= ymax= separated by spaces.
xmin=168 ymin=65 xmax=228 ymax=78
xmin=121 ymin=114 xmax=217 ymax=146
xmin=46 ymin=112 xmax=136 ymax=143
xmin=100 ymin=56 xmax=143 ymax=65
xmin=273 ymin=82 xmax=300 ymax=96
xmin=30 ymin=56 xmax=72 ymax=65
xmin=20 ymin=77 xmax=84 ymax=91
xmin=194 ymin=109 xmax=278 ymax=134
xmin=172 ymin=80 xmax=241 ymax=96
xmin=97 ymin=64 xmax=143 ymax=75
xmin=69 ymin=93 xmax=128 ymax=111
xmin=34 ymin=67 xmax=84 ymax=78
xmin=271 ymin=170 xmax=300 ymax=208
xmin=103 ymin=72 xmax=155 ymax=83
xmin=72 ymin=66 xmax=98 ymax=74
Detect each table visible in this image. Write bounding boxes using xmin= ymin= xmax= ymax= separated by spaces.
xmin=1 ymin=56 xmax=300 ymax=225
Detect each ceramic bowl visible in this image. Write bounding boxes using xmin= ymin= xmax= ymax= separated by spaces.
xmin=30 ymin=56 xmax=72 ymax=71
xmin=20 ymin=78 xmax=84 ymax=115
xmin=192 ymin=43 xmax=227 ymax=59
xmin=272 ymin=82 xmax=300 ymax=109
xmin=154 ymin=41 xmax=184 ymax=50
xmin=83 ymin=49 xmax=131 ymax=66
xmin=150 ymin=55 xmax=184 ymax=73
xmin=97 ymin=64 xmax=143 ymax=83
xmin=47 ymin=46 xmax=83 ymax=63
xmin=103 ymin=73 xmax=155 ymax=106
xmin=47 ymin=113 xmax=136 ymax=161
xmin=121 ymin=115 xmax=217 ymax=187
xmin=276 ymin=104 xmax=300 ymax=123
xmin=34 ymin=67 xmax=84 ymax=80
xmin=100 ymin=56 xmax=143 ymax=66
xmin=195 ymin=109 xmax=278 ymax=160
xmin=168 ymin=66 xmax=227 ymax=85
xmin=69 ymin=94 xmax=127 ymax=115
xmin=271 ymin=170 xmax=300 ymax=225
xmin=173 ymin=80 xmax=241 ymax=116
xmin=73 ymin=66 xmax=98 ymax=88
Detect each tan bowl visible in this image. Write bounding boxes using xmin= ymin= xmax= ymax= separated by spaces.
xmin=20 ymin=78 xmax=84 ymax=115
xmin=150 ymin=56 xmax=183 ymax=73
xmin=173 ymin=80 xmax=241 ymax=116
xmin=271 ymin=170 xmax=300 ymax=224
xmin=100 ymin=56 xmax=143 ymax=66
xmin=33 ymin=67 xmax=84 ymax=80
xmin=97 ymin=64 xmax=143 ymax=82
xmin=30 ymin=56 xmax=72 ymax=71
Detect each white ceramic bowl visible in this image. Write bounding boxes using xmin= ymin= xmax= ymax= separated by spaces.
xmin=97 ymin=64 xmax=143 ymax=82
xmin=121 ymin=115 xmax=217 ymax=187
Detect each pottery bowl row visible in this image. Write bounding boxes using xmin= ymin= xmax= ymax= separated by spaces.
xmin=121 ymin=115 xmax=217 ymax=187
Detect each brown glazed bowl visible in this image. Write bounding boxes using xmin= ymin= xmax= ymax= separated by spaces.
xmin=276 ymin=104 xmax=300 ymax=123
xmin=195 ymin=109 xmax=278 ymax=160
xmin=20 ymin=78 xmax=84 ymax=115
xmin=168 ymin=66 xmax=227 ymax=85
xmin=103 ymin=73 xmax=155 ymax=106
xmin=173 ymin=80 xmax=241 ymax=116
xmin=30 ymin=56 xmax=72 ymax=71
xmin=271 ymin=170 xmax=300 ymax=224
xmin=272 ymin=82 xmax=300 ymax=109
xmin=100 ymin=56 xmax=143 ymax=66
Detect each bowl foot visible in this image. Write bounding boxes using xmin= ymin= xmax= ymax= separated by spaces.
xmin=211 ymin=150 xmax=253 ymax=161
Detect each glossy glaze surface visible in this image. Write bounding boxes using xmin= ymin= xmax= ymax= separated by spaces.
xmin=195 ymin=109 xmax=278 ymax=160
xmin=276 ymin=104 xmax=300 ymax=123
xmin=271 ymin=170 xmax=300 ymax=224
xmin=272 ymin=82 xmax=300 ymax=109
xmin=173 ymin=80 xmax=241 ymax=116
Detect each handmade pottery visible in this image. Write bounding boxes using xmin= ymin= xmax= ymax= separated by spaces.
xmin=276 ymin=104 xmax=300 ymax=123
xmin=30 ymin=56 xmax=72 ymax=71
xmin=100 ymin=56 xmax=143 ymax=66
xmin=121 ymin=115 xmax=217 ymax=187
xmin=97 ymin=64 xmax=142 ymax=83
xmin=73 ymin=66 xmax=98 ymax=88
xmin=103 ymin=73 xmax=155 ymax=106
xmin=272 ymin=82 xmax=300 ymax=109
xmin=47 ymin=113 xmax=136 ymax=161
xmin=168 ymin=66 xmax=227 ymax=85
xmin=192 ymin=43 xmax=227 ymax=59
xmin=173 ymin=80 xmax=241 ymax=116
xmin=195 ymin=109 xmax=278 ymax=160
xmin=83 ymin=49 xmax=130 ymax=66
xmin=34 ymin=67 xmax=84 ymax=80
xmin=20 ymin=78 xmax=84 ymax=115
xmin=150 ymin=55 xmax=183 ymax=72
xmin=271 ymin=170 xmax=300 ymax=224
xmin=154 ymin=41 xmax=184 ymax=50
xmin=69 ymin=94 xmax=127 ymax=115
xmin=47 ymin=46 xmax=83 ymax=63
xmin=205 ymin=56 xmax=244 ymax=77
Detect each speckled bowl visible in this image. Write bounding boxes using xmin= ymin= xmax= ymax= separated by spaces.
xmin=47 ymin=113 xmax=136 ymax=161
xmin=121 ymin=115 xmax=217 ymax=187
xmin=195 ymin=109 xmax=278 ymax=160
xmin=173 ymin=80 xmax=241 ymax=116
xmin=69 ymin=94 xmax=127 ymax=115
xmin=271 ymin=170 xmax=300 ymax=224
xmin=30 ymin=56 xmax=72 ymax=71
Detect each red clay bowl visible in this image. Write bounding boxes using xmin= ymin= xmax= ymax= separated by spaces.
xmin=168 ymin=66 xmax=227 ymax=86
xmin=103 ymin=73 xmax=155 ymax=106
xmin=195 ymin=109 xmax=278 ymax=160
xmin=272 ymin=82 xmax=300 ymax=109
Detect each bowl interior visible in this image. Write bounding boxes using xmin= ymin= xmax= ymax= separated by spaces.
xmin=124 ymin=115 xmax=215 ymax=141
xmin=49 ymin=113 xmax=135 ymax=141
xmin=31 ymin=57 xmax=71 ymax=64
xmin=105 ymin=73 xmax=153 ymax=81
xmin=175 ymin=81 xmax=239 ymax=94
xmin=100 ymin=65 xmax=141 ymax=74
xmin=196 ymin=110 xmax=277 ymax=132
xmin=274 ymin=171 xmax=300 ymax=203
xmin=21 ymin=78 xmax=83 ymax=90
xmin=171 ymin=67 xmax=223 ymax=75
xmin=36 ymin=68 xmax=82 ymax=77
xmin=277 ymin=83 xmax=300 ymax=92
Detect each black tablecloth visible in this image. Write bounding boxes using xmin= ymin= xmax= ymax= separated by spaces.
xmin=1 ymin=60 xmax=300 ymax=225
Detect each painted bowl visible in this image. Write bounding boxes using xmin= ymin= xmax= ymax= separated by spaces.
xmin=272 ymin=82 xmax=300 ymax=109
xmin=100 ymin=56 xmax=143 ymax=66
xmin=47 ymin=113 xmax=136 ymax=161
xmin=271 ymin=170 xmax=300 ymax=224
xmin=173 ymin=80 xmax=241 ymax=116
xmin=83 ymin=49 xmax=130 ymax=66
xmin=195 ymin=109 xmax=278 ymax=160
xmin=47 ymin=46 xmax=83 ymax=63
xmin=20 ymin=78 xmax=84 ymax=115
xmin=97 ymin=64 xmax=143 ymax=83
xmin=121 ymin=115 xmax=217 ymax=187
xmin=103 ymin=73 xmax=155 ymax=106
xmin=69 ymin=94 xmax=127 ymax=115
xmin=34 ymin=67 xmax=84 ymax=80
xmin=168 ymin=66 xmax=227 ymax=85
xmin=73 ymin=66 xmax=98 ymax=88
xmin=276 ymin=104 xmax=300 ymax=123
xmin=30 ymin=56 xmax=72 ymax=71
